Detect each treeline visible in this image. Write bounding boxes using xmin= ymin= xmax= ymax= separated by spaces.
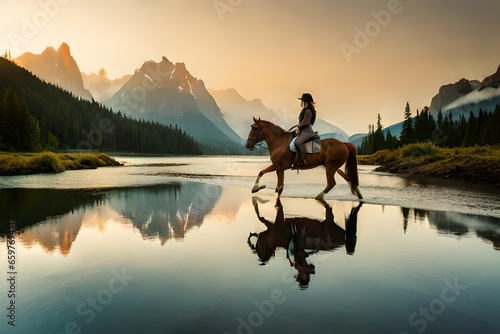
xmin=358 ymin=102 xmax=500 ymax=155
xmin=0 ymin=57 xmax=201 ymax=154
xmin=0 ymin=89 xmax=41 ymax=151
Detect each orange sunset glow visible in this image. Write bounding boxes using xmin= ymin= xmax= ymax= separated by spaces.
xmin=2 ymin=0 xmax=499 ymax=134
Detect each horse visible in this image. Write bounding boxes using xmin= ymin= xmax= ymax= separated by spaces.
xmin=245 ymin=117 xmax=363 ymax=201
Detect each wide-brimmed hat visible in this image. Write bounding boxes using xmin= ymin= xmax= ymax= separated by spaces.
xmin=298 ymin=93 xmax=314 ymax=103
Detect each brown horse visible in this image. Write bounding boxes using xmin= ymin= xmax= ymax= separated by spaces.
xmin=246 ymin=117 xmax=363 ymax=201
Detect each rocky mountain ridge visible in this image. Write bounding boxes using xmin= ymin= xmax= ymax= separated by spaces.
xmin=14 ymin=43 xmax=93 ymax=101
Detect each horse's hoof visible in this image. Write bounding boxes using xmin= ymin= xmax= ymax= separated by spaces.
xmin=252 ymin=185 xmax=266 ymax=193
xmin=252 ymin=196 xmax=269 ymax=204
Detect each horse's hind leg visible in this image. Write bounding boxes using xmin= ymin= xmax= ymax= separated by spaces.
xmin=315 ymin=164 xmax=340 ymax=201
xmin=252 ymin=164 xmax=276 ymax=193
xmin=336 ymin=168 xmax=362 ymax=199
xmin=336 ymin=169 xmax=350 ymax=183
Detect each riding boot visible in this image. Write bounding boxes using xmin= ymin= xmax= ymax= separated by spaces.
xmin=293 ymin=145 xmax=306 ymax=169
xmin=300 ymin=147 xmax=307 ymax=167
xmin=292 ymin=152 xmax=300 ymax=169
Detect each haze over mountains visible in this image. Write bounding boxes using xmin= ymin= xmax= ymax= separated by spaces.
xmin=104 ymin=56 xmax=244 ymax=153
xmin=81 ymin=69 xmax=131 ymax=101
xmin=13 ymin=43 xmax=500 ymax=151
xmin=358 ymin=64 xmax=500 ymax=147
xmin=13 ymin=43 xmax=350 ymax=153
xmin=210 ymin=88 xmax=350 ymax=142
xmin=0 ymin=57 xmax=201 ymax=155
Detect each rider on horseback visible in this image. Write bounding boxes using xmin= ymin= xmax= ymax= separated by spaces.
xmin=290 ymin=93 xmax=317 ymax=169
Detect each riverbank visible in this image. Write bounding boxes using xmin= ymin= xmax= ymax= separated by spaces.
xmin=0 ymin=151 xmax=122 ymax=175
xmin=358 ymin=143 xmax=500 ymax=187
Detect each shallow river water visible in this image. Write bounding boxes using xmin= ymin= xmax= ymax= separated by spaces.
xmin=1 ymin=156 xmax=499 ymax=334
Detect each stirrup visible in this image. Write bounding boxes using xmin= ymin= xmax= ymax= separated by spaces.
xmin=292 ymin=153 xmax=299 ymax=168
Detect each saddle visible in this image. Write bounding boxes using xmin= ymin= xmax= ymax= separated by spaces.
xmin=289 ymin=132 xmax=321 ymax=154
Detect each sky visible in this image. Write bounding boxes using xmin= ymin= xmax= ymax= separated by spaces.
xmin=1 ymin=0 xmax=500 ymax=135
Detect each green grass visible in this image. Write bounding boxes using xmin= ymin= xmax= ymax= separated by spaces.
xmin=0 ymin=152 xmax=123 ymax=175
xmin=358 ymin=143 xmax=500 ymax=186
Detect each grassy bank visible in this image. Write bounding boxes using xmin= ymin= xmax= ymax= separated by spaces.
xmin=358 ymin=143 xmax=500 ymax=186
xmin=0 ymin=152 xmax=123 ymax=176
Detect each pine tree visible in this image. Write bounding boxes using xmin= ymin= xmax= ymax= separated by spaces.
xmin=373 ymin=113 xmax=385 ymax=152
xmin=400 ymin=102 xmax=414 ymax=145
xmin=427 ymin=112 xmax=437 ymax=139
xmin=437 ymin=110 xmax=443 ymax=129
xmin=0 ymin=89 xmax=41 ymax=151
xmin=414 ymin=109 xmax=423 ymax=141
xmin=385 ymin=129 xmax=398 ymax=149
xmin=46 ymin=132 xmax=60 ymax=151
xmin=463 ymin=111 xmax=476 ymax=146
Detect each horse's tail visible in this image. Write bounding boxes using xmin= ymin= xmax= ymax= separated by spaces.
xmin=344 ymin=142 xmax=363 ymax=199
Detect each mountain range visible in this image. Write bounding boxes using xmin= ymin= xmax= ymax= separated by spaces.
xmin=14 ymin=43 xmax=497 ymax=152
xmin=0 ymin=57 xmax=201 ymax=154
xmin=81 ymin=68 xmax=131 ymax=101
xmin=210 ymin=88 xmax=350 ymax=142
xmin=103 ymin=57 xmax=244 ymax=153
xmin=13 ymin=43 xmax=350 ymax=153
xmin=350 ymin=64 xmax=500 ymax=148
xmin=14 ymin=43 xmax=93 ymax=101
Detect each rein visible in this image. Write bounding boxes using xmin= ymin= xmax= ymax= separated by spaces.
xmin=254 ymin=127 xmax=288 ymax=150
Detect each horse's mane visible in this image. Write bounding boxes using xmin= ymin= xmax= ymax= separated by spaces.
xmin=260 ymin=120 xmax=285 ymax=133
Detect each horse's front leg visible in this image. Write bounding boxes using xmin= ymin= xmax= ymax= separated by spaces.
xmin=252 ymin=164 xmax=276 ymax=193
xmin=275 ymin=169 xmax=284 ymax=196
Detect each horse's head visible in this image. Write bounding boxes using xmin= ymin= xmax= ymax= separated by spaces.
xmin=246 ymin=117 xmax=263 ymax=151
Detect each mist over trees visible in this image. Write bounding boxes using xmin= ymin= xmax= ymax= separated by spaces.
xmin=358 ymin=102 xmax=500 ymax=155
xmin=0 ymin=58 xmax=201 ymax=154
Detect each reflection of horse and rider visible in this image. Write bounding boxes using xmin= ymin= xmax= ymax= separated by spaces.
xmin=246 ymin=93 xmax=363 ymax=201
xmin=248 ymin=197 xmax=363 ymax=289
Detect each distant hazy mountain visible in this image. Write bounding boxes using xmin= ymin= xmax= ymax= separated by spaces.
xmin=441 ymin=87 xmax=500 ymax=120
xmin=81 ymin=68 xmax=131 ymax=101
xmin=104 ymin=57 xmax=243 ymax=153
xmin=428 ymin=78 xmax=480 ymax=114
xmin=0 ymin=57 xmax=201 ymax=155
xmin=314 ymin=119 xmax=349 ymax=142
xmin=430 ymin=65 xmax=500 ymax=119
xmin=348 ymin=133 xmax=368 ymax=147
xmin=209 ymin=88 xmax=289 ymax=139
xmin=371 ymin=64 xmax=500 ymax=142
xmin=479 ymin=65 xmax=500 ymax=90
xmin=14 ymin=43 xmax=93 ymax=101
xmin=210 ymin=88 xmax=349 ymax=142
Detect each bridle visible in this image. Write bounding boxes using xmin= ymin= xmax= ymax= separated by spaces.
xmin=248 ymin=123 xmax=288 ymax=150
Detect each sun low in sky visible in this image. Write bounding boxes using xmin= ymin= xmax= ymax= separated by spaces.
xmin=2 ymin=0 xmax=500 ymax=134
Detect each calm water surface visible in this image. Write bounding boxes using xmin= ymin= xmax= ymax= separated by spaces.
xmin=1 ymin=156 xmax=499 ymax=334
